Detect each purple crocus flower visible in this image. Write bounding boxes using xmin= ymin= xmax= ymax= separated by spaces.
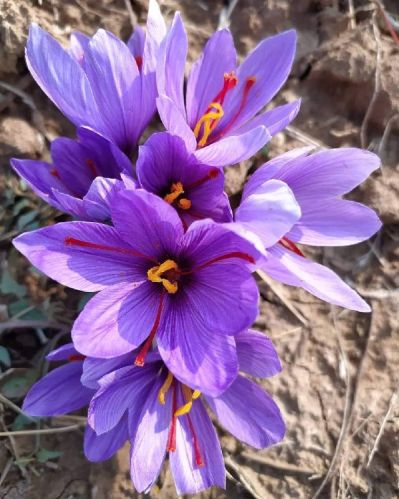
xmin=156 ymin=14 xmax=300 ymax=166
xmin=234 ymin=147 xmax=382 ymax=311
xmin=85 ymin=329 xmax=284 ymax=495
xmin=13 ymin=189 xmax=260 ymax=396
xmin=11 ymin=127 xmax=133 ymax=221
xmin=136 ymin=132 xmax=232 ymax=228
xmin=23 ymin=343 xmax=129 ymax=462
xmin=26 ymin=0 xmax=166 ymax=154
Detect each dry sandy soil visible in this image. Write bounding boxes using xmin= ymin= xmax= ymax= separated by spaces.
xmin=0 ymin=0 xmax=398 ymax=498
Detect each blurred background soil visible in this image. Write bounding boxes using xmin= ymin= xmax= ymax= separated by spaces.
xmin=0 ymin=0 xmax=398 ymax=498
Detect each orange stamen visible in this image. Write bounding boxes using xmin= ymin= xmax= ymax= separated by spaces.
xmin=279 ymin=237 xmax=304 ymax=257
xmin=147 ymin=260 xmax=180 ymax=294
xmin=64 ymin=237 xmax=157 ymax=263
xmin=134 ymin=292 xmax=165 ymax=366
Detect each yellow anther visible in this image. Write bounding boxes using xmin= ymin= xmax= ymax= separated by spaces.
xmin=164 ymin=182 xmax=184 ymax=205
xmin=178 ymin=198 xmax=192 ymax=210
xmin=158 ymin=372 xmax=174 ymax=405
xmin=147 ymin=259 xmax=180 ymax=294
xmin=193 ymin=102 xmax=224 ymax=148
xmin=174 ymin=385 xmax=201 ymax=417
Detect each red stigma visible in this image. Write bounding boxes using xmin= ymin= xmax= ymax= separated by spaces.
xmin=64 ymin=237 xmax=157 ymax=263
xmin=187 ymin=413 xmax=204 ymax=467
xmin=135 ymin=55 xmax=143 ymax=71
xmin=134 ymin=292 xmax=165 ymax=366
xmin=68 ymin=354 xmax=86 ymax=362
xmin=85 ymin=159 xmax=98 ymax=177
xmin=185 ymin=168 xmax=220 ymax=190
xmin=50 ymin=168 xmax=60 ymax=179
xmin=279 ymin=237 xmax=304 ymax=257
xmin=213 ymin=72 xmax=238 ymax=106
xmin=182 ymin=251 xmax=255 ymax=275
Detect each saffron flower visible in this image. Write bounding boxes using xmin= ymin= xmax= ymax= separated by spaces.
xmin=26 ymin=0 xmax=166 ymax=153
xmin=234 ymin=147 xmax=382 ymax=311
xmin=156 ymin=14 xmax=300 ymax=166
xmin=136 ymin=132 xmax=232 ymax=227
xmin=13 ymin=189 xmax=260 ymax=396
xmin=23 ymin=343 xmax=129 ymax=462
xmin=24 ymin=331 xmax=285 ymax=495
xmin=11 ymin=127 xmax=132 ymax=220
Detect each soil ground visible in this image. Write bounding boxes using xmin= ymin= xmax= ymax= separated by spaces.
xmin=0 ymin=1 xmax=398 ymax=498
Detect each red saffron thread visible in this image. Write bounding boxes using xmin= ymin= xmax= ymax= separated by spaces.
xmin=187 ymin=412 xmax=204 ymax=467
xmin=85 ymin=159 xmax=99 ymax=177
xmin=134 ymin=292 xmax=165 ymax=366
xmin=68 ymin=354 xmax=86 ymax=362
xmin=167 ymin=384 xmax=178 ymax=452
xmin=185 ymin=168 xmax=220 ymax=190
xmin=182 ymin=251 xmax=255 ymax=275
xmin=279 ymin=237 xmax=304 ymax=257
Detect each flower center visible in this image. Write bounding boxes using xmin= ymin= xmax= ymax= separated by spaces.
xmin=193 ymin=72 xmax=257 ymax=148
xmin=147 ymin=259 xmax=180 ymax=294
xmin=164 ymin=182 xmax=192 ymax=210
xmin=158 ymin=372 xmax=204 ymax=466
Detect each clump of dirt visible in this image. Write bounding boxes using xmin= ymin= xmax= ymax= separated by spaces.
xmin=0 ymin=1 xmax=398 ymax=498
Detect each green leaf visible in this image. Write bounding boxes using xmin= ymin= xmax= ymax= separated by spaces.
xmin=0 ymin=269 xmax=26 ymax=298
xmin=17 ymin=210 xmax=38 ymax=230
xmin=8 ymin=299 xmax=45 ymax=321
xmin=36 ymin=448 xmax=63 ymax=463
xmin=0 ymin=346 xmax=11 ymax=367
xmin=11 ymin=413 xmax=40 ymax=431
xmin=1 ymin=369 xmax=39 ymax=399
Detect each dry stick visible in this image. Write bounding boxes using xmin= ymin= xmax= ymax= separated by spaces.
xmin=241 ymin=451 xmax=317 ymax=476
xmin=377 ymin=113 xmax=399 ymax=162
xmin=312 ymin=310 xmax=353 ymax=499
xmin=360 ymin=11 xmax=382 ymax=149
xmin=285 ymin=125 xmax=329 ymax=149
xmin=0 ymin=457 xmax=13 ymax=488
xmin=0 ymin=423 xmax=84 ymax=437
xmin=348 ymin=0 xmax=356 ymax=29
xmin=0 ymin=393 xmax=37 ymax=423
xmin=0 ymin=319 xmax=70 ymax=335
xmin=218 ymin=0 xmax=240 ymax=29
xmin=366 ymin=390 xmax=398 ymax=468
xmin=256 ymin=269 xmax=309 ymax=326
xmin=224 ymin=454 xmax=263 ymax=499
xmin=0 ymin=74 xmax=31 ymax=113
xmin=123 ymin=0 xmax=137 ymax=30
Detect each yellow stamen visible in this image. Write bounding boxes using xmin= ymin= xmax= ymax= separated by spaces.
xmin=178 ymin=198 xmax=192 ymax=210
xmin=147 ymin=259 xmax=180 ymax=294
xmin=158 ymin=372 xmax=174 ymax=405
xmin=193 ymin=102 xmax=224 ymax=148
xmin=164 ymin=182 xmax=184 ymax=205
xmin=174 ymin=385 xmax=202 ymax=417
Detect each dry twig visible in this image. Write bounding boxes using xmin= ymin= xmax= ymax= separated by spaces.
xmin=242 ymin=451 xmax=317 ymax=476
xmin=0 ymin=423 xmax=84 ymax=437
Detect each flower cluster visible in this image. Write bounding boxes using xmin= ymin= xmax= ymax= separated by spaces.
xmin=12 ymin=1 xmax=381 ymax=494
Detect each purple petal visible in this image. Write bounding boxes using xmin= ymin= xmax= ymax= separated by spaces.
xmin=194 ymin=125 xmax=271 ymax=167
xmin=235 ymin=329 xmax=282 ymax=377
xmin=69 ymin=32 xmax=90 ymax=64
xmin=262 ymin=245 xmax=371 ymax=312
xmin=50 ymin=190 xmax=88 ymax=219
xmin=13 ymin=221 xmax=145 ymax=292
xmin=81 ymin=353 xmax=134 ymax=389
xmin=206 ymin=376 xmax=285 ymax=448
xmin=156 ymin=95 xmax=197 ymax=151
xmin=158 ymin=307 xmax=239 ymax=397
xmin=235 ymin=179 xmax=301 ymax=248
xmin=130 ymin=375 xmax=172 ymax=493
xmin=23 ymin=362 xmax=92 ymax=416
xmin=143 ymin=0 xmax=167 ymax=74
xmin=286 ymin=198 xmax=382 ymax=246
xmin=26 ymin=24 xmax=98 ymax=127
xmin=88 ymin=364 xmax=157 ymax=434
xmin=274 ymin=148 xmax=381 ymax=200
xmin=127 ymin=25 xmax=145 ymax=57
xmin=46 ymin=343 xmax=78 ymax=361
xmin=84 ymin=414 xmax=129 ymax=462
xmin=220 ymin=30 xmax=296 ymax=132
xmin=156 ymin=13 xmax=187 ymax=118
xmin=11 ymin=158 xmax=70 ymax=211
xmin=111 ymin=189 xmax=184 ymax=261
xmin=169 ymin=393 xmax=225 ymax=495
xmin=242 ymin=146 xmax=314 ymax=199
xmin=235 ymin=100 xmax=301 ymax=137
xmin=186 ymin=29 xmax=237 ymax=128
xmin=72 ymin=281 xmax=159 ymax=358
xmin=84 ymin=30 xmax=141 ymax=152
xmin=83 ymin=177 xmax=123 ymax=221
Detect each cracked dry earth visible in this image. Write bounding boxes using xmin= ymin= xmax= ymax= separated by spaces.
xmin=0 ymin=0 xmax=398 ymax=498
